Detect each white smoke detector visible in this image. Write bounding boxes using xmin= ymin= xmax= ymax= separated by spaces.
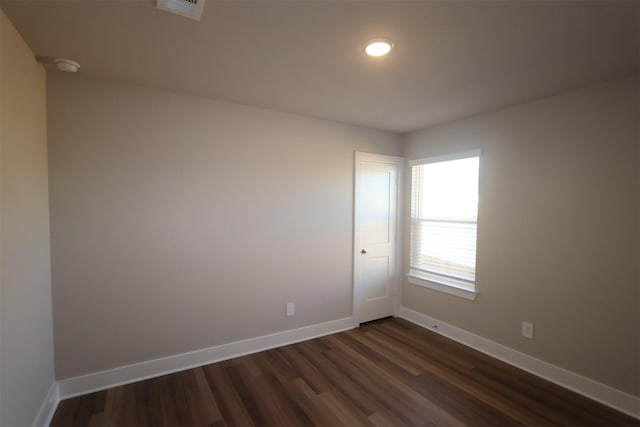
xmin=157 ymin=0 xmax=204 ymax=21
xmin=35 ymin=56 xmax=80 ymax=73
xmin=53 ymin=58 xmax=80 ymax=73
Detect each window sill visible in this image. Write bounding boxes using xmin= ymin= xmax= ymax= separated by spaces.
xmin=407 ymin=273 xmax=477 ymax=301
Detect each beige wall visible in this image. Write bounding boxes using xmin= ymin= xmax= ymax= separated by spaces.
xmin=0 ymin=10 xmax=56 ymax=427
xmin=46 ymin=73 xmax=402 ymax=379
xmin=403 ymin=77 xmax=640 ymax=396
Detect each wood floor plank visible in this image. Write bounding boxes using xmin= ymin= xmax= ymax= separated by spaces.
xmin=276 ymin=346 xmax=331 ymax=394
xmin=289 ymin=377 xmax=347 ymax=426
xmin=202 ymin=363 xmax=254 ymax=426
xmin=51 ymin=318 xmax=639 ymax=427
xmin=262 ymin=372 xmax=315 ymax=426
xmin=50 ymin=396 xmax=82 ymax=427
xmin=410 ymin=372 xmax=523 ymax=426
xmin=243 ymin=373 xmax=299 ymax=425
xmin=224 ymin=364 xmax=269 ymax=426
xmin=293 ymin=339 xmax=379 ymax=418
xmin=324 ymin=333 xmax=467 ymax=426
xmin=366 ymin=326 xmax=552 ymax=425
xmin=186 ymin=367 xmax=225 ymax=425
xmin=317 ymin=391 xmax=374 ymax=427
xmin=140 ymin=377 xmax=164 ymax=427
xmin=365 ymin=320 xmax=573 ymax=425
xmin=347 ymin=328 xmax=424 ymax=376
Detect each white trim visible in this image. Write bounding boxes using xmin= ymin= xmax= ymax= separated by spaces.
xmin=32 ymin=382 xmax=59 ymax=427
xmin=356 ymin=152 xmax=405 ymax=165
xmin=353 ymin=152 xmax=404 ymax=327
xmin=408 ymin=149 xmax=481 ymax=166
xmin=395 ymin=158 xmax=405 ymax=319
xmin=399 ymin=306 xmax=640 ymax=420
xmin=407 ymin=273 xmax=477 ymax=300
xmin=58 ymin=317 xmax=353 ymax=399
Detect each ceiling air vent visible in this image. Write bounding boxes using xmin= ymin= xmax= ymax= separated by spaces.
xmin=157 ymin=0 xmax=204 ymax=21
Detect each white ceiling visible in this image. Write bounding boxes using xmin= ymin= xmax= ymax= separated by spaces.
xmin=2 ymin=0 xmax=638 ymax=134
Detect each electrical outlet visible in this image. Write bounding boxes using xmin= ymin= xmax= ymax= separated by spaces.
xmin=286 ymin=302 xmax=295 ymax=317
xmin=522 ymin=321 xmax=534 ymax=339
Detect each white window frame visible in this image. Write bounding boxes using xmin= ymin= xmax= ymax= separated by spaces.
xmin=407 ymin=150 xmax=480 ymax=301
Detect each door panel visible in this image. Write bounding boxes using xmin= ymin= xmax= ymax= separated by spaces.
xmin=363 ymin=255 xmax=390 ymax=301
xmin=354 ymin=152 xmax=402 ymax=325
xmin=361 ymin=169 xmax=391 ymax=244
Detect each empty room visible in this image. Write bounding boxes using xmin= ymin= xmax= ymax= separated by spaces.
xmin=1 ymin=0 xmax=638 ymax=426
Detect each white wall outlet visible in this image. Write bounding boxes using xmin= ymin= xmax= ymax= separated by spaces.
xmin=522 ymin=321 xmax=534 ymax=339
xmin=286 ymin=302 xmax=295 ymax=317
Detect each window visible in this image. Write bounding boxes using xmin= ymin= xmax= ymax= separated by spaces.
xmin=408 ymin=151 xmax=480 ymax=300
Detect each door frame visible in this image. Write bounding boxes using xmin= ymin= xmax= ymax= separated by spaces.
xmin=353 ymin=152 xmax=404 ymax=327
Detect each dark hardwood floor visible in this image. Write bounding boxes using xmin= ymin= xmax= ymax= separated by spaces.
xmin=50 ymin=317 xmax=639 ymax=427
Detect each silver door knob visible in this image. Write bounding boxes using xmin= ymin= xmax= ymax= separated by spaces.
xmin=361 ymin=249 xmax=367 ymax=254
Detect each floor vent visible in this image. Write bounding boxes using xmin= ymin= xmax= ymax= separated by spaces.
xmin=157 ymin=0 xmax=204 ymax=21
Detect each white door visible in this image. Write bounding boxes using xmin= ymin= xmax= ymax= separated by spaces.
xmin=353 ymin=152 xmax=402 ymax=325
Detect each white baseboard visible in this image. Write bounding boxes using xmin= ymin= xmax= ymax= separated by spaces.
xmin=33 ymin=382 xmax=59 ymax=427
xmin=58 ymin=317 xmax=354 ymax=399
xmin=399 ymin=306 xmax=640 ymax=419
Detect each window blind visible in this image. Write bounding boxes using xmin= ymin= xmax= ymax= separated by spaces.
xmin=410 ymin=155 xmax=479 ymax=285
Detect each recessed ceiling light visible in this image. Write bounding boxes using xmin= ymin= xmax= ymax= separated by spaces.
xmin=364 ymin=38 xmax=394 ymax=57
